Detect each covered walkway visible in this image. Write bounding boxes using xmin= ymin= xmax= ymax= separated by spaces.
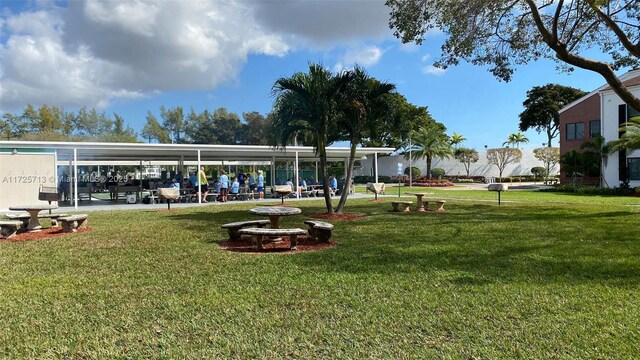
xmin=0 ymin=141 xmax=394 ymax=210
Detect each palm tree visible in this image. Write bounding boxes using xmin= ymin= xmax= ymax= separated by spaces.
xmin=609 ymin=117 xmax=640 ymax=152
xmin=503 ymin=131 xmax=529 ymax=148
xmin=581 ymin=136 xmax=610 ymax=186
xmin=450 ymin=132 xmax=466 ymax=148
xmin=335 ymin=66 xmax=395 ymax=213
xmin=405 ymin=123 xmax=453 ymax=178
xmin=270 ymin=64 xmax=354 ymax=214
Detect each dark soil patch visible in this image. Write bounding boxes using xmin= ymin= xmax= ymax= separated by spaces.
xmin=307 ymin=213 xmax=366 ymax=221
xmin=370 ymin=199 xmax=386 ymax=203
xmin=219 ymin=235 xmax=335 ymax=253
xmin=0 ymin=227 xmax=93 ymax=243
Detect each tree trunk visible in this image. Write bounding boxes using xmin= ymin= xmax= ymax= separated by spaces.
xmin=335 ymin=142 xmax=357 ymax=213
xmin=426 ymin=156 xmax=432 ymax=179
xmin=318 ymin=147 xmax=333 ymax=214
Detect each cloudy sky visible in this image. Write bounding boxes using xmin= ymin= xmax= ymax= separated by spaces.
xmin=0 ymin=0 xmax=607 ymax=148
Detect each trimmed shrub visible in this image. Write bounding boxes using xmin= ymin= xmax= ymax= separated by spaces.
xmin=430 ymin=168 xmax=445 ymax=178
xmin=531 ymin=166 xmax=547 ymax=177
xmin=404 ymin=166 xmax=421 ymax=177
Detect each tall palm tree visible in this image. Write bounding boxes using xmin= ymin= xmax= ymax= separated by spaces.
xmin=270 ymin=64 xmax=354 ymax=214
xmin=405 ymin=123 xmax=453 ymax=178
xmin=503 ymin=131 xmax=529 ymax=148
xmin=335 ymin=66 xmax=395 ymax=213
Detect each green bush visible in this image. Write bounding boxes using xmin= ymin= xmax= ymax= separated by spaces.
xmin=430 ymin=168 xmax=445 ymax=178
xmin=404 ymin=167 xmax=421 ymax=177
xmin=531 ymin=166 xmax=547 ymax=177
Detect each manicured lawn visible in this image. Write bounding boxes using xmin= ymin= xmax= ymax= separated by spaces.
xmin=1 ymin=192 xmax=639 ymax=358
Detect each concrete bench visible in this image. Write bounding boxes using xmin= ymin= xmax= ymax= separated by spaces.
xmin=5 ymin=213 xmax=69 ymax=227
xmin=434 ymin=200 xmax=446 ymax=212
xmin=221 ymin=220 xmax=271 ymax=240
xmin=239 ymin=227 xmax=306 ymax=250
xmin=0 ymin=220 xmax=23 ymax=239
xmin=58 ymin=214 xmax=89 ymax=233
xmin=391 ymin=201 xmax=413 ymax=212
xmin=304 ymin=220 xmax=334 ymax=242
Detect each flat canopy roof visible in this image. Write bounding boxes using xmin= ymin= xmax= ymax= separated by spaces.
xmin=1 ymin=141 xmax=395 ymax=163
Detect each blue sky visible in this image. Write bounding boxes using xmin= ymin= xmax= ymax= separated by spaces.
xmin=0 ymin=0 xmax=609 ymax=149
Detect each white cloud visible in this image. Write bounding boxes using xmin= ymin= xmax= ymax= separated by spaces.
xmin=421 ymin=54 xmax=431 ymax=62
xmin=334 ymin=46 xmax=384 ymax=71
xmin=423 ymin=65 xmax=447 ymax=76
xmin=0 ymin=0 xmax=393 ymax=110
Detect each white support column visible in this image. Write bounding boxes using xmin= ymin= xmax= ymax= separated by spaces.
xmin=68 ymin=156 xmax=72 ymax=204
xmin=374 ymin=152 xmax=379 ymax=183
xmin=73 ymin=148 xmax=78 ymax=210
xmin=197 ymin=150 xmax=202 ymax=204
xmin=315 ymin=161 xmax=318 ymax=183
xmin=294 ymin=151 xmax=300 ymax=199
xmin=139 ymin=160 xmax=143 ymax=199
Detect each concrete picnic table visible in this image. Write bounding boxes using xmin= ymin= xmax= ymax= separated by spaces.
xmin=406 ymin=192 xmax=434 ymax=212
xmin=8 ymin=204 xmax=59 ymax=231
xmin=249 ymin=206 xmax=302 ymax=229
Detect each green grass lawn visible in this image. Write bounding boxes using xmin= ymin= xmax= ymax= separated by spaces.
xmin=1 ymin=191 xmax=639 ymax=358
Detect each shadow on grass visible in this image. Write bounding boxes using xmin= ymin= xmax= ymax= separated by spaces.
xmin=157 ymin=200 xmax=640 ymax=286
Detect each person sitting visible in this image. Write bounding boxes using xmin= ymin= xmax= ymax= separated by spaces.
xmin=298 ymin=178 xmax=307 ymax=194
xmin=189 ymin=172 xmax=197 ymax=188
xmin=329 ymin=175 xmax=338 ymax=195
xmin=286 ymin=178 xmax=294 ymax=188
xmin=237 ymin=172 xmax=246 ymax=186
xmin=169 ymin=178 xmax=180 ymax=190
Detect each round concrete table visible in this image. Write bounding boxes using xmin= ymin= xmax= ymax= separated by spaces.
xmin=406 ymin=192 xmax=433 ymax=212
xmin=249 ymin=206 xmax=302 ymax=229
xmin=8 ymin=204 xmax=59 ymax=231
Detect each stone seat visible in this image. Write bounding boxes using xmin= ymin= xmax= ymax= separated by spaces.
xmin=58 ymin=214 xmax=89 ymax=233
xmin=5 ymin=213 xmax=69 ymax=227
xmin=0 ymin=220 xmax=23 ymax=239
xmin=221 ymin=220 xmax=271 ymax=240
xmin=239 ymin=227 xmax=306 ymax=250
xmin=391 ymin=201 xmax=413 ymax=212
xmin=303 ymin=220 xmax=334 ymax=242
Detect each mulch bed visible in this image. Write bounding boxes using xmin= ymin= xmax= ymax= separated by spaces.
xmin=307 ymin=213 xmax=367 ymax=221
xmin=219 ymin=235 xmax=335 ymax=253
xmin=0 ymin=227 xmax=93 ymax=243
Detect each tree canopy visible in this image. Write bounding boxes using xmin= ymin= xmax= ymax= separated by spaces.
xmin=386 ymin=0 xmax=640 ymax=111
xmin=270 ymin=63 xmax=355 ymax=213
xmin=519 ymin=84 xmax=587 ymax=146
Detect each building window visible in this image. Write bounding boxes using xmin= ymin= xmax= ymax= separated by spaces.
xmin=629 ymin=158 xmax=640 ymax=181
xmin=566 ymin=122 xmax=585 ymax=140
xmin=589 ymin=120 xmax=601 ymax=138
